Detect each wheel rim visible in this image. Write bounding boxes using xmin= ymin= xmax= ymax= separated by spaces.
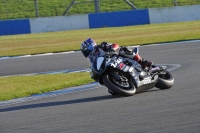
xmin=108 ymin=71 xmax=132 ymax=89
xmin=112 ymin=78 xmax=130 ymax=87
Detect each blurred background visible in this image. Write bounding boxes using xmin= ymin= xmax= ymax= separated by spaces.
xmin=0 ymin=0 xmax=200 ymax=20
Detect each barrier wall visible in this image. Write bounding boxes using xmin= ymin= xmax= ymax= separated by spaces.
xmin=149 ymin=5 xmax=200 ymax=24
xmin=0 ymin=19 xmax=30 ymax=36
xmin=88 ymin=9 xmax=150 ymax=28
xmin=0 ymin=5 xmax=200 ymax=36
xmin=30 ymin=15 xmax=89 ymax=33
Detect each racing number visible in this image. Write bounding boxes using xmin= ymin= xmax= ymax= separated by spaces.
xmin=110 ymin=58 xmax=122 ymax=68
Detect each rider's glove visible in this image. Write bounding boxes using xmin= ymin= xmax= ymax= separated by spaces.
xmin=106 ymin=49 xmax=117 ymax=58
xmin=100 ymin=42 xmax=111 ymax=51
xmin=107 ymin=48 xmax=115 ymax=55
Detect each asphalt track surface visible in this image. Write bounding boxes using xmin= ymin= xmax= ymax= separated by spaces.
xmin=0 ymin=41 xmax=200 ymax=133
xmin=0 ymin=51 xmax=88 ymax=76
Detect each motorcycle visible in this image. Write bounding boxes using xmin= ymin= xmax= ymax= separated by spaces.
xmin=91 ymin=47 xmax=174 ymax=96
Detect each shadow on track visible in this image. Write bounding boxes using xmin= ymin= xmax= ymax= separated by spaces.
xmin=0 ymin=95 xmax=121 ymax=113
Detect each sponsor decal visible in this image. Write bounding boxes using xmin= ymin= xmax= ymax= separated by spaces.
xmin=110 ymin=57 xmax=122 ymax=68
xmin=129 ymin=67 xmax=133 ymax=72
xmin=123 ymin=66 xmax=130 ymax=72
xmin=119 ymin=63 xmax=125 ymax=70
xmin=143 ymin=78 xmax=151 ymax=84
xmin=135 ymin=65 xmax=142 ymax=72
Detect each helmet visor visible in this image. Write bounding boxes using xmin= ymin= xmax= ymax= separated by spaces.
xmin=82 ymin=44 xmax=93 ymax=57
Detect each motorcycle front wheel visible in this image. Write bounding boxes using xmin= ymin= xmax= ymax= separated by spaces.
xmin=103 ymin=70 xmax=136 ymax=97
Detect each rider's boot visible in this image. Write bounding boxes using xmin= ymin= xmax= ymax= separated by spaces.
xmin=133 ymin=54 xmax=153 ymax=68
xmin=119 ymin=47 xmax=153 ymax=68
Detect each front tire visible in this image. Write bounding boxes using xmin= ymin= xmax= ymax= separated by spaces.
xmin=103 ymin=71 xmax=136 ymax=97
xmin=155 ymin=70 xmax=174 ymax=90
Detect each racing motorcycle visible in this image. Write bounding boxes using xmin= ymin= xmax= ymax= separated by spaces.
xmin=91 ymin=47 xmax=174 ymax=96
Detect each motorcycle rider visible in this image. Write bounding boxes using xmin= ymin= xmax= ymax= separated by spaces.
xmin=80 ymin=38 xmax=153 ymax=80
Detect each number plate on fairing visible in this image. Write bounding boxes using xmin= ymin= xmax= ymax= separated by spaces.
xmin=109 ymin=57 xmax=123 ymax=68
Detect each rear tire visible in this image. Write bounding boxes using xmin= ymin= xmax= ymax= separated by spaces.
xmin=103 ymin=71 xmax=136 ymax=97
xmin=155 ymin=70 xmax=174 ymax=90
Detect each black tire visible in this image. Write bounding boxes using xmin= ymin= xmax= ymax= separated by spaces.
xmin=155 ymin=70 xmax=174 ymax=90
xmin=103 ymin=72 xmax=136 ymax=97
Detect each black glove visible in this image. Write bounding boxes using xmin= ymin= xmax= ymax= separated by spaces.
xmin=107 ymin=48 xmax=116 ymax=56
xmin=100 ymin=42 xmax=111 ymax=51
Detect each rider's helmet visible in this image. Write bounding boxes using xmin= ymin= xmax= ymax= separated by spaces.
xmin=80 ymin=38 xmax=97 ymax=57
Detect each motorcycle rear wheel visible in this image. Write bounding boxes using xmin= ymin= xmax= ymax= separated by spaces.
xmin=155 ymin=70 xmax=174 ymax=90
xmin=103 ymin=71 xmax=136 ymax=96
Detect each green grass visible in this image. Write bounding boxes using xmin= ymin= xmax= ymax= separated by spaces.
xmin=0 ymin=20 xmax=200 ymax=57
xmin=0 ymin=0 xmax=200 ymax=20
xmin=0 ymin=72 xmax=94 ymax=101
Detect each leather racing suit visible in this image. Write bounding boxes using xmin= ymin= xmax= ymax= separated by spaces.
xmin=87 ymin=42 xmax=152 ymax=80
